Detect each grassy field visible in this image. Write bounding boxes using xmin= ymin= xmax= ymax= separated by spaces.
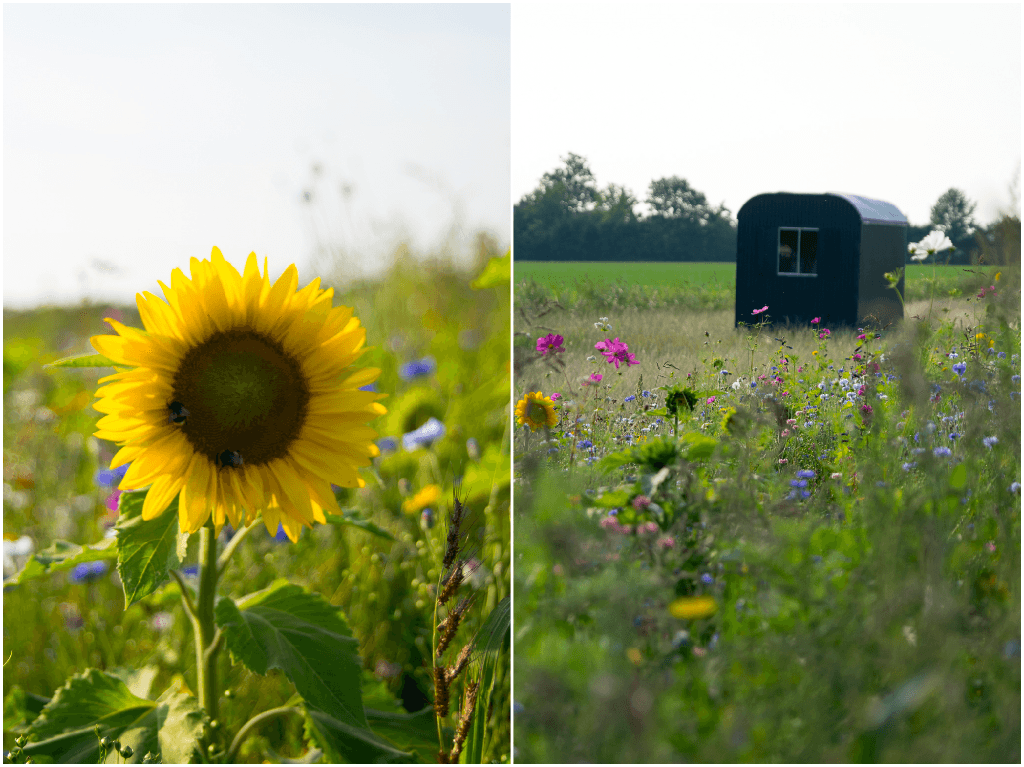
xmin=514 ymin=260 xmax=1003 ymax=315
xmin=513 ymin=267 xmax=1021 ymax=762
xmin=3 ymin=244 xmax=511 ymax=763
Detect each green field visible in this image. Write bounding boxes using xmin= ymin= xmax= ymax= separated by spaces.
xmin=514 ymin=260 xmax=987 ymax=289
xmin=514 ymin=261 xmax=734 ymax=289
xmin=514 ymin=260 xmax=1007 ymax=314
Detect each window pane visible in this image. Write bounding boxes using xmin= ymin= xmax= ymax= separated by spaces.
xmin=800 ymin=230 xmax=818 ymax=274
xmin=778 ymin=229 xmax=798 ymax=273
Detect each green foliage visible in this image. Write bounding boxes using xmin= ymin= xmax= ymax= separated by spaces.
xmin=115 ymin=490 xmax=187 ymax=608
xmin=22 ymin=669 xmax=203 ymax=764
xmin=216 ymin=581 xmax=365 ymax=727
xmin=302 ymin=707 xmax=412 ymax=763
xmin=43 ymin=353 xmax=119 ymax=370
xmin=514 ymin=265 xmax=1020 ymax=762
xmin=3 ymin=537 xmax=117 ymax=588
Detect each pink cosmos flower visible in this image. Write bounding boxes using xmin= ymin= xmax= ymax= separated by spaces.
xmin=589 ymin=372 xmax=603 ymax=383
xmin=752 ymin=305 xmax=768 ymax=315
xmin=657 ymin=536 xmax=676 ymax=549
xmin=706 ymin=396 xmax=716 ymax=405
xmin=550 ymin=392 xmax=562 ymax=400
xmin=536 ymin=333 xmax=565 ymax=356
xmin=811 ymin=317 xmax=821 ymax=324
xmin=856 ymin=334 xmax=867 ymax=340
xmin=594 ymin=337 xmax=639 ymax=369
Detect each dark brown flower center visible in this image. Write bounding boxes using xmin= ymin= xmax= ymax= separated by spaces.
xmin=171 ymin=329 xmax=309 ymax=466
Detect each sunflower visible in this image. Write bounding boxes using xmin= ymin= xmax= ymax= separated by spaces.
xmin=515 ymin=391 xmax=557 ymax=431
xmin=91 ymin=247 xmax=386 ymax=542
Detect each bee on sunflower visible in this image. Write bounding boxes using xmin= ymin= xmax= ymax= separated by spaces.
xmin=91 ymin=247 xmax=386 ymax=542
xmin=514 ymin=391 xmax=557 ymax=431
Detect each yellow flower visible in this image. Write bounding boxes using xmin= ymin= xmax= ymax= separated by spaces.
xmin=995 ymin=272 xmax=1002 ymax=282
xmin=91 ymin=247 xmax=386 ymax=542
xmin=668 ymin=595 xmax=718 ymax=620
xmin=515 ymin=391 xmax=557 ymax=431
xmin=403 ymin=483 xmax=441 ymax=515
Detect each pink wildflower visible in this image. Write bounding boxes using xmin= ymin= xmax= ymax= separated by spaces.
xmin=811 ymin=317 xmax=821 ymax=324
xmin=589 ymin=372 xmax=603 ymax=383
xmin=706 ymin=396 xmax=716 ymax=405
xmin=550 ymin=392 xmax=562 ymax=400
xmin=752 ymin=305 xmax=768 ymax=315
xmin=632 ymin=495 xmax=652 ymax=511
xmin=778 ymin=458 xmax=788 ymax=465
xmin=657 ymin=536 xmax=676 ymax=549
xmin=536 ymin=333 xmax=564 ymax=356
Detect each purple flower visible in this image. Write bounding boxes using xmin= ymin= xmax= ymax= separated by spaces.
xmin=398 ymin=356 xmax=436 ymax=381
xmin=69 ymin=560 xmax=108 ymax=584
xmin=94 ymin=463 xmax=129 ymax=488
xmin=536 ymin=334 xmax=565 ymax=356
xmin=376 ymin=436 xmax=398 ymax=454
xmin=796 ymin=469 xmax=816 ymax=479
xmin=752 ymin=305 xmax=768 ymax=315
xmin=952 ymin=362 xmax=966 ymax=377
xmin=933 ymin=446 xmax=952 ymax=457
xmin=594 ymin=338 xmax=639 ymax=369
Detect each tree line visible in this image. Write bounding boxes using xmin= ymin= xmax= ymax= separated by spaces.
xmin=514 ymin=153 xmax=1020 ymax=267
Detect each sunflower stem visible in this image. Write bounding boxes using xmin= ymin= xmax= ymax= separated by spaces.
xmin=197 ymin=522 xmax=221 ymax=726
xmin=216 ymin=518 xmax=260 ymax=578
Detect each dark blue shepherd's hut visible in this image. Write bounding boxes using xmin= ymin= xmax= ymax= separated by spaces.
xmin=735 ymin=192 xmax=908 ymax=328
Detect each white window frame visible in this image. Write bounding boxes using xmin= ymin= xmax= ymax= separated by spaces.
xmin=777 ymin=227 xmax=819 ymax=277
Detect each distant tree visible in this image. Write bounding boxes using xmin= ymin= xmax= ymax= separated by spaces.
xmin=930 ymin=188 xmax=978 ymax=246
xmin=597 ymin=183 xmax=639 ymax=224
xmin=539 ymin=152 xmax=601 ymax=214
xmin=645 ymin=176 xmax=711 ymax=223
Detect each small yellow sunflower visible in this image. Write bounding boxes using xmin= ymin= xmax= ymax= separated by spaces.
xmin=91 ymin=247 xmax=386 ymax=542
xmin=515 ymin=391 xmax=557 ymax=431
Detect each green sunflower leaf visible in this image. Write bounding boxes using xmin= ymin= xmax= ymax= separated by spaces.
xmin=21 ymin=669 xmax=204 ymax=764
xmin=364 ymin=707 xmax=439 ymax=757
xmin=2 ymin=537 xmax=117 ymax=588
xmin=303 ymin=707 xmax=415 ymax=764
xmin=116 ymin=489 xmax=187 ymax=608
xmin=324 ymin=509 xmax=395 ymax=540
xmin=4 ymin=685 xmax=50 ymax=733
xmin=43 ymin=352 xmax=119 ymax=370
xmin=215 ymin=581 xmax=366 ymax=728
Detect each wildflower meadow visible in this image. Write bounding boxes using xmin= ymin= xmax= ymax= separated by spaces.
xmin=513 ymin=253 xmax=1020 ymax=761
xmin=3 ymin=240 xmax=510 ymax=763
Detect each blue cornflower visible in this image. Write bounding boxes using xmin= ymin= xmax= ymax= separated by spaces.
xmin=376 ymin=436 xmax=398 ymax=454
xmin=790 ymin=479 xmax=808 ymax=488
xmin=750 ymin=382 xmax=757 ymax=388
xmin=402 ymin=417 xmax=446 ymax=451
xmin=700 ymin=573 xmax=714 ymax=585
xmin=641 ymin=390 xmax=652 ymax=398
xmin=1011 ymin=482 xmax=1021 ymax=494
xmin=796 ymin=469 xmax=815 ymax=479
xmin=1012 ymin=375 xmax=1021 ymax=384
xmin=577 ymin=439 xmax=594 ymax=450
xmin=800 ymin=490 xmax=810 ymax=499
xmin=513 ymin=700 xmax=524 ymax=715
xmin=949 ymin=432 xmax=960 ymax=441
xmin=952 ymin=362 xmax=966 ymax=377
xmin=420 ymin=508 xmax=434 ymax=529
xmin=902 ymin=462 xmax=916 ymax=471
xmin=547 ymin=447 xmax=559 ymax=455
xmin=998 ymin=351 xmax=1007 ymax=359
xmin=983 ymin=436 xmax=998 ymax=449
xmin=69 ymin=560 xmax=108 ymax=584
xmin=398 ymin=356 xmax=436 ymax=381
xmin=948 ymin=352 xmax=958 ymax=360
xmin=987 ymin=347 xmax=996 ymax=355
xmin=274 ymin=524 xmax=290 ymax=542
xmin=624 ymin=395 xmax=636 ymax=402
xmin=933 ymin=446 xmax=952 ymax=457
xmin=94 ymin=463 xmax=129 ymax=488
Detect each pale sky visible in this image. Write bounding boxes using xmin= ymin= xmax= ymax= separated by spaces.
xmin=513 ymin=3 xmax=1020 ymax=227
xmin=4 ymin=4 xmax=510 ymax=308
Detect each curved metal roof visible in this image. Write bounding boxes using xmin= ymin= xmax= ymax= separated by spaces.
xmin=826 ymin=192 xmax=908 ymax=226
